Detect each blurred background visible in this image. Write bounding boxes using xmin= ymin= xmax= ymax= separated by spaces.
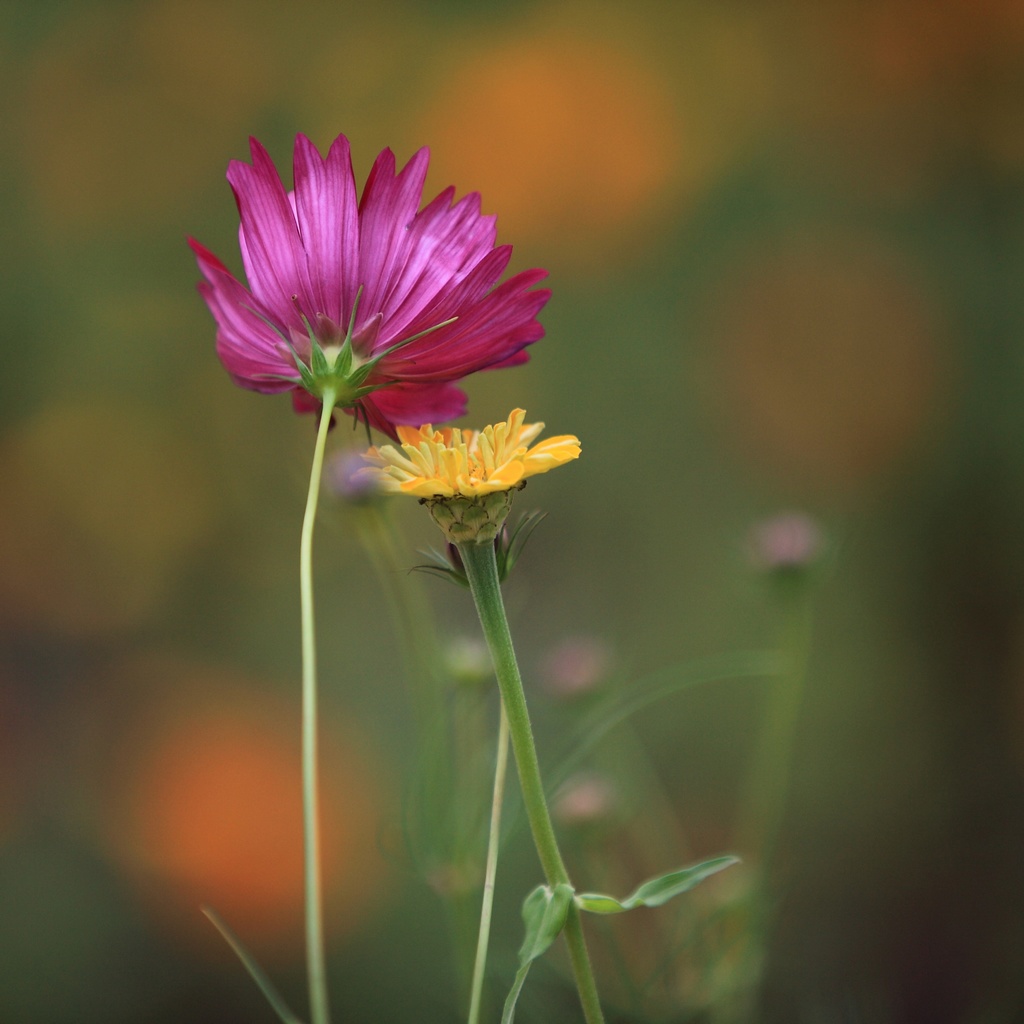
xmin=2 ymin=0 xmax=1024 ymax=1021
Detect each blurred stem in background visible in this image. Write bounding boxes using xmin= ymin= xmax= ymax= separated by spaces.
xmin=737 ymin=581 xmax=816 ymax=862
xmin=349 ymin=499 xmax=496 ymax=1005
xmin=715 ymin=568 xmax=818 ymax=1023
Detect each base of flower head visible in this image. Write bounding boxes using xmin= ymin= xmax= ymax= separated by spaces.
xmin=422 ymin=486 xmax=523 ymax=545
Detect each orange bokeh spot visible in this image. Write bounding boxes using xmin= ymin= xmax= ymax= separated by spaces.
xmin=420 ymin=28 xmax=682 ymax=263
xmin=133 ymin=714 xmax=328 ymax=934
xmin=702 ymin=230 xmax=951 ymax=494
xmin=102 ymin=658 xmax=385 ymax=952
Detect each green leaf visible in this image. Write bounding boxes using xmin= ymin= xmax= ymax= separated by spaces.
xmin=575 ymin=856 xmax=739 ymax=915
xmin=203 ymin=907 xmax=305 ymax=1024
xmin=519 ymin=882 xmax=575 ymax=960
xmin=501 ymin=883 xmax=574 ymax=1024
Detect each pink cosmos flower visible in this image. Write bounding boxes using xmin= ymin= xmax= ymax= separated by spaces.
xmin=190 ymin=134 xmax=550 ymax=438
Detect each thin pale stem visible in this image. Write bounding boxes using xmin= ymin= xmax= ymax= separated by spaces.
xmin=459 ymin=540 xmax=605 ymax=1024
xmin=300 ymin=389 xmax=338 ymax=1024
xmin=467 ymin=703 xmax=510 ymax=1024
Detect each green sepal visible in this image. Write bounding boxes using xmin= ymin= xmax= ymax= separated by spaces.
xmin=203 ymin=906 xmax=304 ymax=1024
xmin=309 ymin=336 xmax=331 ymax=377
xmin=347 ymin=354 xmax=382 ymax=389
xmin=296 ymin=361 xmax=318 ymax=394
xmin=333 ymin=338 xmax=354 ymax=378
xmin=501 ymin=882 xmax=575 ymax=1024
xmin=575 ymin=855 xmax=739 ymax=915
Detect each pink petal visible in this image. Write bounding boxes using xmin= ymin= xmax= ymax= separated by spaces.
xmin=380 ymin=244 xmax=514 ymax=351
xmin=292 ymin=389 xmax=322 ymax=414
xmin=383 ymin=265 xmax=550 ymax=379
xmin=291 ymin=133 xmax=360 ymax=326
xmin=377 ymin=189 xmax=499 ymax=337
xmin=356 ymin=146 xmax=431 ymax=323
xmin=228 ymin=137 xmax=315 ymax=326
xmin=190 ymin=238 xmax=299 ymax=385
xmin=358 ymin=382 xmax=468 ymax=438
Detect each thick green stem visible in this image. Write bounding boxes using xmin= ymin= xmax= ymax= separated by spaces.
xmin=459 ymin=540 xmax=605 ymax=1024
xmin=300 ymin=389 xmax=337 ymax=1024
xmin=467 ymin=704 xmax=510 ymax=1024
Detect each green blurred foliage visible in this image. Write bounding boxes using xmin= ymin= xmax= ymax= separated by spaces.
xmin=2 ymin=0 xmax=1024 ymax=1021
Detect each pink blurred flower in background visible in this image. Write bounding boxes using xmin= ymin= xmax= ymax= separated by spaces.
xmin=190 ymin=133 xmax=550 ymax=437
xmin=747 ymin=512 xmax=824 ymax=571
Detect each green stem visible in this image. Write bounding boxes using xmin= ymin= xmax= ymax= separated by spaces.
xmin=459 ymin=540 xmax=605 ymax=1024
xmin=300 ymin=388 xmax=337 ymax=1024
xmin=467 ymin=703 xmax=510 ymax=1024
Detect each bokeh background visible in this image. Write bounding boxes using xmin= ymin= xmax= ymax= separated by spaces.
xmin=2 ymin=0 xmax=1024 ymax=1021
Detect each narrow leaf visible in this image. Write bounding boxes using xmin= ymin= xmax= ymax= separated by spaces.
xmin=203 ymin=907 xmax=304 ymax=1024
xmin=575 ymin=856 xmax=739 ymax=915
xmin=501 ymin=962 xmax=533 ymax=1024
xmin=629 ymin=857 xmax=739 ymax=906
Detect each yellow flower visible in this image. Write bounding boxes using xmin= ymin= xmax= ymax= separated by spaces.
xmin=360 ymin=409 xmax=580 ymax=499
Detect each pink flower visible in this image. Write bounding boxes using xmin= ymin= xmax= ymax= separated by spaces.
xmin=190 ymin=134 xmax=550 ymax=438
